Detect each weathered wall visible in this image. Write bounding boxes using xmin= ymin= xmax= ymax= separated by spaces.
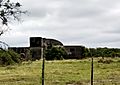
xmin=9 ymin=37 xmax=85 ymax=60
xmin=64 ymin=46 xmax=85 ymax=59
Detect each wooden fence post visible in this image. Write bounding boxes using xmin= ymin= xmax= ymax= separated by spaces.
xmin=91 ymin=57 xmax=93 ymax=85
xmin=41 ymin=38 xmax=45 ymax=85
xmin=42 ymin=57 xmax=45 ymax=85
xmin=41 ymin=38 xmax=47 ymax=85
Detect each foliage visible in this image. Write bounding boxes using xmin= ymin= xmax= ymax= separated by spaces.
xmin=8 ymin=50 xmax=21 ymax=63
xmin=0 ymin=0 xmax=24 ymax=25
xmin=0 ymin=0 xmax=25 ymax=52
xmin=0 ymin=50 xmax=21 ymax=66
xmin=0 ymin=0 xmax=25 ymax=36
xmin=45 ymin=46 xmax=67 ymax=60
xmin=98 ymin=58 xmax=113 ymax=64
xmin=83 ymin=47 xmax=120 ymax=58
xmin=83 ymin=47 xmax=91 ymax=57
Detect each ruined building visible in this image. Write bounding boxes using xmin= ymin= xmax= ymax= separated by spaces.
xmin=9 ymin=37 xmax=85 ymax=59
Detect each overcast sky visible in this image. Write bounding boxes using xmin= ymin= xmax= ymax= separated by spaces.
xmin=1 ymin=0 xmax=120 ymax=48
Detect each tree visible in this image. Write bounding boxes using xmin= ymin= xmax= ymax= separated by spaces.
xmin=0 ymin=0 xmax=25 ymax=34
xmin=0 ymin=0 xmax=25 ymax=65
xmin=45 ymin=46 xmax=67 ymax=60
xmin=0 ymin=0 xmax=25 ymax=50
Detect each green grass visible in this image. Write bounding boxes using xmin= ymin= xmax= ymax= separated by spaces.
xmin=0 ymin=58 xmax=120 ymax=85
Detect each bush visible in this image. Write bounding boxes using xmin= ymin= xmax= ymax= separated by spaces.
xmin=0 ymin=50 xmax=21 ymax=66
xmin=0 ymin=52 xmax=15 ymax=65
xmin=45 ymin=46 xmax=67 ymax=60
xmin=98 ymin=58 xmax=113 ymax=64
xmin=8 ymin=50 xmax=21 ymax=63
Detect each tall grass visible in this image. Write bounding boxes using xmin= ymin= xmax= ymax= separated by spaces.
xmin=0 ymin=58 xmax=120 ymax=85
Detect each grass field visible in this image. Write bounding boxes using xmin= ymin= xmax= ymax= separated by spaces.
xmin=0 ymin=58 xmax=120 ymax=85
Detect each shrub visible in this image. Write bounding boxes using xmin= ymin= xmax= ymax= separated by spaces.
xmin=0 ymin=52 xmax=15 ymax=66
xmin=98 ymin=58 xmax=113 ymax=64
xmin=45 ymin=46 xmax=67 ymax=60
xmin=8 ymin=50 xmax=21 ymax=63
xmin=0 ymin=50 xmax=21 ymax=66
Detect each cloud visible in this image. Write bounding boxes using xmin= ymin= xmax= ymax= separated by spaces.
xmin=1 ymin=0 xmax=120 ymax=48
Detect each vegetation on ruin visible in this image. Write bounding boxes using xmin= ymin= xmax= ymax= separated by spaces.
xmin=45 ymin=46 xmax=67 ymax=60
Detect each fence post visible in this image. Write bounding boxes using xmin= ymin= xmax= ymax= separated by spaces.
xmin=41 ymin=38 xmax=47 ymax=85
xmin=41 ymin=38 xmax=45 ymax=85
xmin=91 ymin=57 xmax=93 ymax=85
xmin=42 ymin=57 xmax=45 ymax=85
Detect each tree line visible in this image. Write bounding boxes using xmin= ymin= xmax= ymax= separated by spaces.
xmin=83 ymin=47 xmax=120 ymax=58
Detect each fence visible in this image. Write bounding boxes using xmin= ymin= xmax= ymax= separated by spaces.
xmin=41 ymin=57 xmax=120 ymax=85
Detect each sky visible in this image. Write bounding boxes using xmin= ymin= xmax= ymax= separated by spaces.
xmin=1 ymin=0 xmax=120 ymax=48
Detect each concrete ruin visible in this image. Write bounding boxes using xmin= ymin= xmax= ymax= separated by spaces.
xmin=9 ymin=37 xmax=85 ymax=59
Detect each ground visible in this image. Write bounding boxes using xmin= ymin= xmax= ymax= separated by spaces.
xmin=0 ymin=57 xmax=120 ymax=85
